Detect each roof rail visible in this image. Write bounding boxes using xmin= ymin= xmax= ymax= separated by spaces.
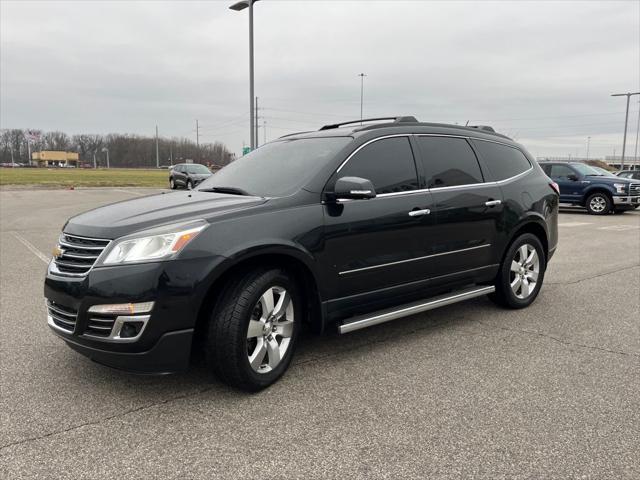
xmin=278 ymin=130 xmax=313 ymax=139
xmin=468 ymin=125 xmax=496 ymax=133
xmin=320 ymin=116 xmax=418 ymax=131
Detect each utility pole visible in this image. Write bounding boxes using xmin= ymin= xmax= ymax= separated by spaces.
xmin=255 ymin=96 xmax=259 ymax=148
xmin=358 ymin=73 xmax=367 ymax=124
xmin=586 ymin=136 xmax=590 ymax=160
xmin=263 ymin=119 xmax=266 ymax=144
xmin=155 ymin=125 xmax=159 ymax=168
xmin=170 ymin=143 xmax=173 ymax=166
xmin=195 ymin=119 xmax=200 ymax=150
xmin=611 ymin=92 xmax=640 ymax=170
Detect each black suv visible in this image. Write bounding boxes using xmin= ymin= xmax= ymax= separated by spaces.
xmin=45 ymin=116 xmax=559 ymax=391
xmin=169 ymin=163 xmax=212 ymax=189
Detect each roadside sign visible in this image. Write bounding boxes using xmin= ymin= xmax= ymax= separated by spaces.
xmin=242 ymin=146 xmax=252 ymax=156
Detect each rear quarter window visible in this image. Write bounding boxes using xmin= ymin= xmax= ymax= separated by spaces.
xmin=473 ymin=140 xmax=531 ymax=181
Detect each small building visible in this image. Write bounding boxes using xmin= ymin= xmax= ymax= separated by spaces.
xmin=31 ymin=151 xmax=79 ymax=167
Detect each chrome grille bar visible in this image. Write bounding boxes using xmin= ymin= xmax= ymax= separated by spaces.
xmin=52 ymin=233 xmax=111 ymax=277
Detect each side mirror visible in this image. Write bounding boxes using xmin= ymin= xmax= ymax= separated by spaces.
xmin=567 ymin=174 xmax=579 ymax=181
xmin=333 ymin=176 xmax=376 ymax=200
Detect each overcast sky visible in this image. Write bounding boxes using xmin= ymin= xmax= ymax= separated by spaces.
xmin=1 ymin=0 xmax=639 ymax=159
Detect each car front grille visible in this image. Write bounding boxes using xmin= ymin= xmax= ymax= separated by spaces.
xmin=53 ymin=233 xmax=110 ymax=277
xmin=630 ymin=183 xmax=640 ymax=196
xmin=47 ymin=300 xmax=78 ymax=333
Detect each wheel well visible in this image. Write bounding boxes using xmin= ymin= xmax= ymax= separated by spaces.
xmin=192 ymin=253 xmax=323 ymax=355
xmin=582 ymin=188 xmax=613 ymax=206
xmin=510 ymin=222 xmax=548 ymax=261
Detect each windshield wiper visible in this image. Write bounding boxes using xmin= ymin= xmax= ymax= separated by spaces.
xmin=198 ymin=186 xmax=252 ymax=196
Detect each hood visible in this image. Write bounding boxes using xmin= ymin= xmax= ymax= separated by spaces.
xmin=190 ymin=173 xmax=212 ymax=180
xmin=585 ymin=175 xmax=633 ymax=184
xmin=64 ymin=191 xmax=267 ymax=239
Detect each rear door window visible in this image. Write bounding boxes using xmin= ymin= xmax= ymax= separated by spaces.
xmin=415 ymin=136 xmax=483 ymax=188
xmin=338 ymin=137 xmax=419 ymax=194
xmin=473 ymin=140 xmax=531 ymax=181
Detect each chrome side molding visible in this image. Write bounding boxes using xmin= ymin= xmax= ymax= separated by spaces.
xmin=338 ymin=285 xmax=495 ymax=334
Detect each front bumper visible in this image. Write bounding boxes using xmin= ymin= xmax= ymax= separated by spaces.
xmin=613 ymin=195 xmax=640 ymax=206
xmin=44 ymin=255 xmax=225 ymax=374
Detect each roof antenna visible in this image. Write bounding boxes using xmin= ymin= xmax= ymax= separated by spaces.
xmin=465 ymin=120 xmax=469 ymax=126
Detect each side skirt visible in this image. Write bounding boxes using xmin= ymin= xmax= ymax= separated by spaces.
xmin=338 ymin=285 xmax=495 ymax=334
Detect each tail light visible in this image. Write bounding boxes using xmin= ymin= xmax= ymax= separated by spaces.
xmin=549 ymin=181 xmax=560 ymax=195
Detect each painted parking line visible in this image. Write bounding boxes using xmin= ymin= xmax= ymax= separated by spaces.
xmin=558 ymin=222 xmax=593 ymax=227
xmin=11 ymin=232 xmax=50 ymax=264
xmin=597 ymin=225 xmax=640 ymax=231
xmin=112 ymin=189 xmax=145 ymax=196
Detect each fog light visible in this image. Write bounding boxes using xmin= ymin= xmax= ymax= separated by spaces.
xmin=87 ymin=302 xmax=154 ymax=315
xmin=120 ymin=321 xmax=145 ymax=338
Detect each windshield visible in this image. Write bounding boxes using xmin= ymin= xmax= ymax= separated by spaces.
xmin=184 ymin=164 xmax=211 ymax=174
xmin=572 ymin=163 xmax=600 ymax=176
xmin=198 ymin=137 xmax=351 ymax=197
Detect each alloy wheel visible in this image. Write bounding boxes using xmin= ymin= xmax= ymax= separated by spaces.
xmin=246 ymin=286 xmax=294 ymax=374
xmin=589 ymin=195 xmax=607 ymax=213
xmin=509 ymin=244 xmax=540 ymax=299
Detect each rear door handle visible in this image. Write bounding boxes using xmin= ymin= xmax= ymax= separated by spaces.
xmin=408 ymin=208 xmax=431 ymax=217
xmin=484 ymin=200 xmax=502 ymax=207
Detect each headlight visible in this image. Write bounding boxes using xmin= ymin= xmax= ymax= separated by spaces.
xmin=102 ymin=220 xmax=207 ymax=265
xmin=613 ymin=183 xmax=627 ymax=194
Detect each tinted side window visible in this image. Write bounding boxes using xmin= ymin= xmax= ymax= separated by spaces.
xmin=549 ymin=164 xmax=575 ymax=179
xmin=173 ymin=165 xmax=182 ymax=173
xmin=416 ymin=137 xmax=483 ymax=188
xmin=339 ymin=137 xmax=418 ymax=194
xmin=474 ymin=140 xmax=531 ymax=181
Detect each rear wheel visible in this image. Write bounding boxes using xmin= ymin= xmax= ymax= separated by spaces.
xmin=490 ymin=233 xmax=546 ymax=309
xmin=585 ymin=192 xmax=611 ymax=215
xmin=204 ymin=268 xmax=301 ymax=391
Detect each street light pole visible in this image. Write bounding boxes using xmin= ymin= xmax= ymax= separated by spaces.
xmin=611 ymin=92 xmax=640 ymax=170
xmin=586 ymin=136 xmax=590 ymax=160
xmin=634 ymin=100 xmax=640 ymax=170
xmin=358 ymin=73 xmax=366 ymax=124
xmin=230 ymin=0 xmax=260 ymax=150
xmin=102 ymin=147 xmax=109 ymax=168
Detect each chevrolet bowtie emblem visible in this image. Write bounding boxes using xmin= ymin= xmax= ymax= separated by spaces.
xmin=52 ymin=245 xmax=64 ymax=259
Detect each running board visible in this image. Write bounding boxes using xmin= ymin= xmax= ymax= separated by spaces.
xmin=338 ymin=285 xmax=495 ymax=334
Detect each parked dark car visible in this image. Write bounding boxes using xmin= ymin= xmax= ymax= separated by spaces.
xmin=45 ymin=116 xmax=559 ymax=391
xmin=616 ymin=170 xmax=640 ymax=181
xmin=169 ymin=163 xmax=212 ymax=189
xmin=539 ymin=161 xmax=640 ymax=214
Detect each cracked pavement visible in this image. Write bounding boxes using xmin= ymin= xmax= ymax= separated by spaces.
xmin=1 ymin=189 xmax=639 ymax=479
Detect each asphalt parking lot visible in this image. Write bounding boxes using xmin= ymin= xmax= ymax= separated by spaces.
xmin=1 ymin=187 xmax=639 ymax=479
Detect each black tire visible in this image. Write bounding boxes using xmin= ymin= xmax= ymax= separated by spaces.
xmin=489 ymin=233 xmax=546 ymax=309
xmin=169 ymin=177 xmax=176 ymax=189
xmin=204 ymin=268 xmax=302 ymax=391
xmin=585 ymin=192 xmax=611 ymax=215
xmin=186 ymin=179 xmax=193 ymax=190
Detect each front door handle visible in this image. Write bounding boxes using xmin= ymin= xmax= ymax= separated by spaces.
xmin=484 ymin=199 xmax=502 ymax=207
xmin=408 ymin=208 xmax=431 ymax=217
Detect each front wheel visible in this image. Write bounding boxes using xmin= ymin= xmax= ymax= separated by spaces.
xmin=489 ymin=233 xmax=546 ymax=309
xmin=186 ymin=179 xmax=193 ymax=190
xmin=585 ymin=192 xmax=611 ymax=215
xmin=204 ymin=268 xmax=301 ymax=391
xmin=169 ymin=177 xmax=176 ymax=189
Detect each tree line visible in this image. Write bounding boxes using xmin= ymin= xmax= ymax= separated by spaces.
xmin=0 ymin=129 xmax=235 ymax=168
